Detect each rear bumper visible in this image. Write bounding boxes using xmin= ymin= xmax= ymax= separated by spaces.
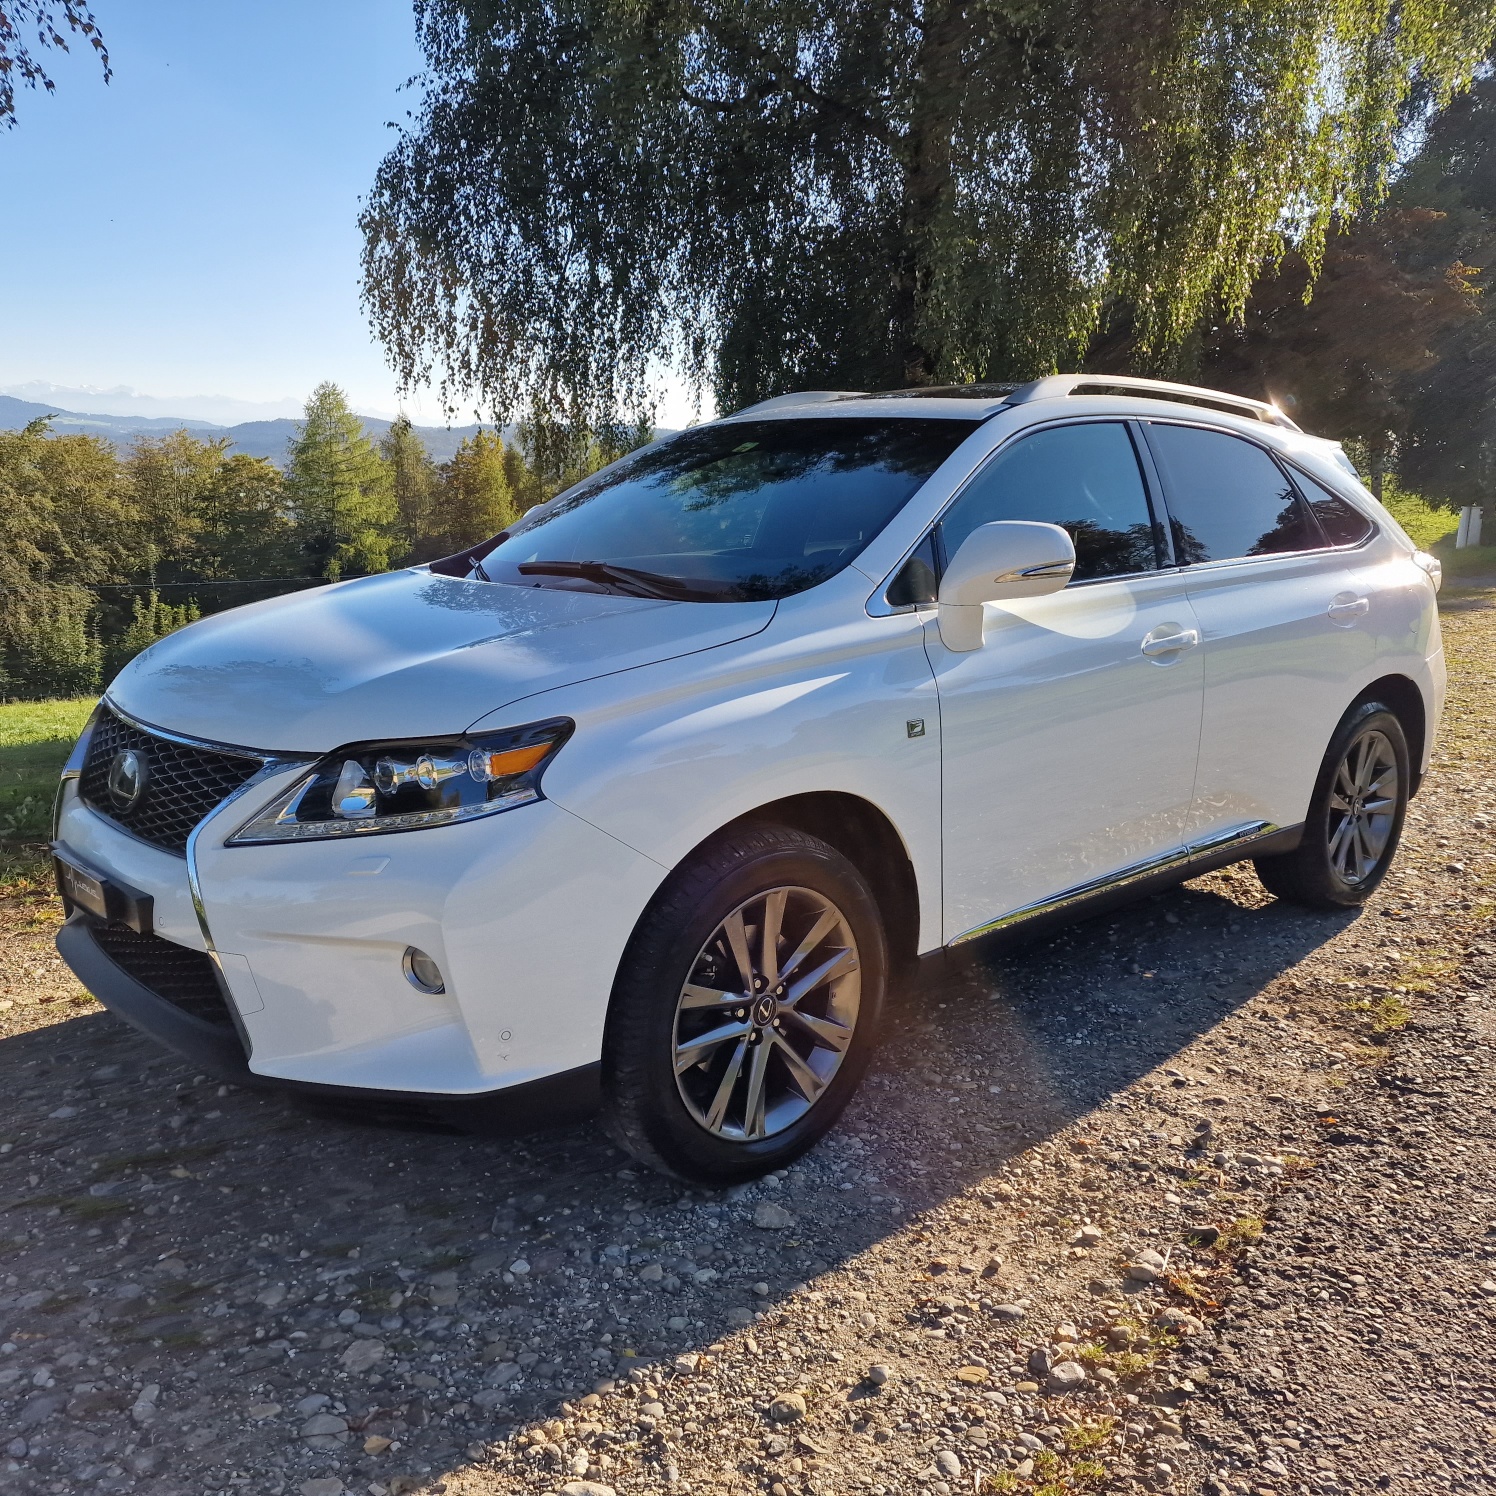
xmin=56 ymin=914 xmax=601 ymax=1134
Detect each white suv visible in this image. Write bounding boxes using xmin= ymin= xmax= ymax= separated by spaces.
xmin=53 ymin=376 xmax=1445 ymax=1182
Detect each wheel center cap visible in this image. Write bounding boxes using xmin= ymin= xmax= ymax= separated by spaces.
xmin=752 ymin=995 xmax=777 ymax=1027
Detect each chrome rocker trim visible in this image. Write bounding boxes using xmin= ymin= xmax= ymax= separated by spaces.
xmin=949 ymin=820 xmax=1293 ymax=947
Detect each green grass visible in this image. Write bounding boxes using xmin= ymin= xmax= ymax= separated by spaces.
xmin=1379 ymin=486 xmax=1496 ymax=580
xmin=1380 ymin=483 xmax=1460 ymax=550
xmin=0 ymin=697 xmax=97 ymax=843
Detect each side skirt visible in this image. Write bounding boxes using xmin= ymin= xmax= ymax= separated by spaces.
xmin=934 ymin=821 xmax=1304 ymax=963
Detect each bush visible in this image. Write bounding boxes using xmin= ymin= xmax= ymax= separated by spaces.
xmin=1 ymin=586 xmax=102 ymax=701
xmin=104 ymin=592 xmax=202 ymax=683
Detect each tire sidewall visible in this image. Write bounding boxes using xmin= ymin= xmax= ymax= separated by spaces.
xmin=604 ymin=833 xmax=887 ymax=1183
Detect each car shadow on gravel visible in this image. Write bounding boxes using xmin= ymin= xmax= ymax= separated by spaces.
xmin=0 ymin=873 xmax=1355 ymax=1493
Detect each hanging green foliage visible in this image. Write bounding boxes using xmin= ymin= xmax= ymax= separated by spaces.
xmin=361 ymin=0 xmax=1496 ymax=422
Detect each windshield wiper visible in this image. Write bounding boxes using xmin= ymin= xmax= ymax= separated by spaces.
xmin=515 ymin=560 xmax=699 ymax=600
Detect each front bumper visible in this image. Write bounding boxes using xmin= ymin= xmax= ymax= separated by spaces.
xmin=56 ymin=912 xmax=603 ymax=1131
xmin=54 ymin=766 xmax=668 ymax=1118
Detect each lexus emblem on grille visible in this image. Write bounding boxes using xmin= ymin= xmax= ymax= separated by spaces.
xmin=107 ymin=748 xmax=149 ymax=814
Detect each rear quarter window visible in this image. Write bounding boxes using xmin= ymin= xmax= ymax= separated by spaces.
xmin=1292 ymin=469 xmax=1376 ymax=547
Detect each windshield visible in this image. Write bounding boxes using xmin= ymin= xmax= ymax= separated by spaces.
xmin=470 ymin=417 xmax=978 ymax=602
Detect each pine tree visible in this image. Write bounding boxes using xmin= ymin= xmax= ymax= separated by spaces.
xmin=381 ymin=414 xmax=438 ymax=561
xmin=431 ymin=430 xmax=516 ymax=556
xmin=285 ymin=383 xmax=397 ymax=580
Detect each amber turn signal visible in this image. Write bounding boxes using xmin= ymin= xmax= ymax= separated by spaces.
xmin=468 ymin=741 xmax=552 ymax=782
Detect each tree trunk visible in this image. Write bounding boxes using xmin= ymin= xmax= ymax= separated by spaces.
xmin=1368 ymin=441 xmax=1387 ymax=502
xmin=893 ymin=6 xmax=967 ymax=386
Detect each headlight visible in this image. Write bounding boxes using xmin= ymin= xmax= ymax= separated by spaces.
xmin=227 ymin=718 xmax=573 ymax=843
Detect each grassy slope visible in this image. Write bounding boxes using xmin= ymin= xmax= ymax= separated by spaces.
xmin=0 ymin=698 xmax=97 ymax=844
xmin=1382 ymin=485 xmax=1496 ymax=576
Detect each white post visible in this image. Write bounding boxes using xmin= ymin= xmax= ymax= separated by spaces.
xmin=1456 ymin=506 xmax=1473 ymax=548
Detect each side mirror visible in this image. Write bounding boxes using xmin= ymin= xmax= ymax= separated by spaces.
xmin=937 ymin=520 xmax=1076 ymax=652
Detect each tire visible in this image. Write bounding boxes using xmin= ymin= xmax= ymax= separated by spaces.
xmin=601 ymin=822 xmax=888 ymax=1183
xmin=1253 ymin=700 xmax=1410 ymax=910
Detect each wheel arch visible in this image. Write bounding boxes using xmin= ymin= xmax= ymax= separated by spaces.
xmin=1355 ymin=674 xmax=1427 ymax=795
xmin=640 ymin=791 xmax=923 ymax=985
xmin=732 ymin=792 xmax=922 ymax=981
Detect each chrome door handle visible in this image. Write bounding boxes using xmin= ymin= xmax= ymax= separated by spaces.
xmin=1141 ymin=627 xmax=1201 ymax=657
xmin=1328 ymin=594 xmax=1370 ymax=622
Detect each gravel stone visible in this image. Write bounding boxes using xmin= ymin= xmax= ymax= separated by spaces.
xmin=768 ymin=1392 xmax=808 ymax=1422
xmin=753 ymin=1202 xmax=796 ymax=1229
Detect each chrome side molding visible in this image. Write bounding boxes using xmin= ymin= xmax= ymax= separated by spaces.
xmin=949 ymin=820 xmax=1279 ymax=947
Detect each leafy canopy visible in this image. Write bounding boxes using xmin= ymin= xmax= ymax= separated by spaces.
xmin=0 ymin=1 xmax=109 ymax=126
xmin=362 ymin=0 xmax=1496 ymax=425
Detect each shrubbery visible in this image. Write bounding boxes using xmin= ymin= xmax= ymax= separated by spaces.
xmin=0 ymin=384 xmax=642 ymax=701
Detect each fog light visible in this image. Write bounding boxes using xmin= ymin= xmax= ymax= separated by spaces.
xmin=402 ymin=946 xmax=445 ymax=994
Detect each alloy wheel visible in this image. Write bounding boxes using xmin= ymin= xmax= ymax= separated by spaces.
xmin=1327 ymin=727 xmax=1400 ymax=885
xmin=672 ymin=885 xmax=861 ymax=1141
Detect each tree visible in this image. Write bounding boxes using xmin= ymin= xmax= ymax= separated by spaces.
xmin=285 ymin=383 xmax=397 ymax=579
xmin=361 ymin=0 xmax=1496 ymax=428
xmin=381 ymin=414 xmax=438 ymax=560
xmin=1188 ymin=58 xmax=1496 ymax=502
xmin=123 ymin=431 xmax=298 ymax=612
xmin=0 ymin=1 xmax=109 ymax=127
xmin=200 ymin=452 xmax=298 ymax=589
xmin=1396 ymin=68 xmax=1496 ymax=515
xmin=103 ymin=591 xmax=201 ymax=682
xmin=429 ymin=430 xmax=516 ymax=557
xmin=1195 ymin=212 xmax=1482 ymax=495
xmin=0 ymin=418 xmax=122 ymax=698
xmin=124 ymin=429 xmax=221 ymax=586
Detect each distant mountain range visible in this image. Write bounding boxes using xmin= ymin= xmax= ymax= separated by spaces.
xmin=0 ymin=393 xmax=498 ymax=465
xmin=0 ymin=382 xmax=313 ymax=426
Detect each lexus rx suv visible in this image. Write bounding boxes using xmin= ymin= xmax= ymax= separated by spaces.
xmin=53 ymin=376 xmax=1445 ymax=1182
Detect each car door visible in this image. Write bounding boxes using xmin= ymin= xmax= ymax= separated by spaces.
xmin=1137 ymin=421 xmax=1379 ymax=841
xmin=925 ymin=420 xmax=1206 ymax=943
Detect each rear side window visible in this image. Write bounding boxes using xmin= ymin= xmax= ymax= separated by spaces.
xmin=938 ymin=422 xmax=1161 ymax=582
xmin=1145 ymin=424 xmax=1316 ymax=564
xmin=1293 ymin=469 xmax=1375 ymax=547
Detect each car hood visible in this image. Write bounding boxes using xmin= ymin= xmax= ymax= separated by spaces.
xmin=108 ymin=569 xmax=777 ymax=753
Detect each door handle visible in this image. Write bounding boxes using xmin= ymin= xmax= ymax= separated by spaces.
xmin=1328 ymin=593 xmax=1370 ymax=622
xmin=1141 ymin=626 xmax=1201 ymax=657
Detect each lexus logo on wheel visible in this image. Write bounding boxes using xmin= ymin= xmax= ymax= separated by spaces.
xmin=107 ymin=748 xmax=149 ymax=814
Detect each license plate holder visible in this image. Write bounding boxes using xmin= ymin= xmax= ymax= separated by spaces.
xmin=53 ymin=851 xmax=154 ymax=935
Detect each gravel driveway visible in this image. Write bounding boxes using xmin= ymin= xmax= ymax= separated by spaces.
xmin=1 ymin=586 xmax=1492 ymax=1496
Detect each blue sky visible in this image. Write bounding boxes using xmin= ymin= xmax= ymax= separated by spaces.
xmin=0 ymin=2 xmax=702 ymax=426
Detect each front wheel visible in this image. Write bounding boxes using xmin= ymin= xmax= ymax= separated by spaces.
xmin=1254 ymin=701 xmax=1410 ymax=910
xmin=602 ymin=823 xmax=887 ymax=1183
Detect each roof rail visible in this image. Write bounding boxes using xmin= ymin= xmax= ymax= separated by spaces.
xmin=1006 ymin=374 xmax=1300 ymax=430
xmin=728 ymin=390 xmax=866 ymax=417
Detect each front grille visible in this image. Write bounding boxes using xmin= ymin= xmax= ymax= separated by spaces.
xmin=90 ymin=924 xmax=238 ymax=1030
xmin=79 ymin=706 xmax=264 ymax=854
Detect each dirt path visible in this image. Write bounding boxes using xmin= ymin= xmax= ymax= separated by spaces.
xmin=1 ymin=587 xmax=1492 ymax=1496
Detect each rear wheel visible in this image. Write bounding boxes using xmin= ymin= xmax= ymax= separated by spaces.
xmin=602 ymin=823 xmax=887 ymax=1183
xmin=1254 ymin=701 xmax=1410 ymax=910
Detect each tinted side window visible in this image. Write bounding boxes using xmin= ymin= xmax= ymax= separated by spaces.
xmin=939 ymin=423 xmax=1160 ymax=582
xmin=1293 ymin=469 xmax=1375 ymax=547
xmin=1145 ymin=424 xmax=1316 ymax=563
